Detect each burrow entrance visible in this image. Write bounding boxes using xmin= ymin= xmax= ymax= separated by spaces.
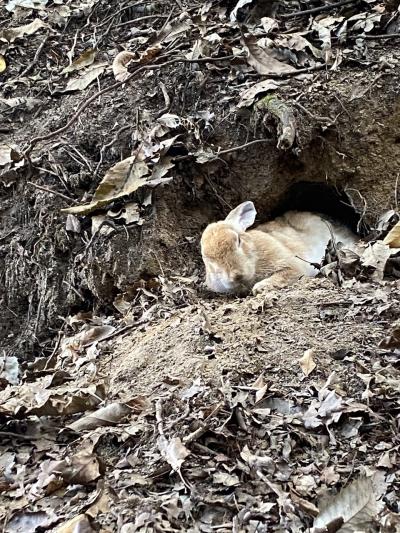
xmin=270 ymin=181 xmax=363 ymax=235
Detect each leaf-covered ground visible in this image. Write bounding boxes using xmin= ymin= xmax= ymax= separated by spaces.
xmin=1 ymin=0 xmax=400 ymax=531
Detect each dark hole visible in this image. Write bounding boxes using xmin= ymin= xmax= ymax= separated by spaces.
xmin=271 ymin=181 xmax=365 ymax=235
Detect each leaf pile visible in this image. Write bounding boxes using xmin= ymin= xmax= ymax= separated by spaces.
xmin=321 ymin=211 xmax=400 ymax=285
xmin=1 ymin=280 xmax=400 ymax=531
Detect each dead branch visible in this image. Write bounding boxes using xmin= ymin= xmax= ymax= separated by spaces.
xmin=256 ymin=94 xmax=296 ymax=150
xmin=218 ymin=138 xmax=273 ymax=155
xmin=93 ymin=124 xmax=131 ymax=178
xmin=115 ymin=14 xmax=169 ymax=29
xmin=281 ymin=0 xmax=358 ymax=19
xmin=364 ymin=33 xmax=400 ymax=40
xmin=157 ymin=81 xmax=171 ymax=118
xmin=20 ymin=37 xmax=48 ymax=78
xmin=294 ymin=102 xmax=336 ymax=125
xmin=183 ymin=403 xmax=223 ymax=444
xmin=27 ymin=181 xmax=78 ymax=204
xmin=155 ymin=398 xmax=165 ymax=436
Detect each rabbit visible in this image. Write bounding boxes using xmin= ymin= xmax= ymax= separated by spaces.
xmin=200 ymin=201 xmax=357 ymax=295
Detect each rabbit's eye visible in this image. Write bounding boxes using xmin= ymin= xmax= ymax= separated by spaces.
xmin=237 ymin=235 xmax=241 ymax=247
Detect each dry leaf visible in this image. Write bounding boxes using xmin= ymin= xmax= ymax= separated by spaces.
xmin=261 ymin=17 xmax=279 ymax=33
xmin=243 ymin=34 xmax=296 ymax=75
xmin=361 ymin=241 xmax=392 ymax=281
xmin=27 ymin=385 xmax=106 ymax=416
xmin=0 ymin=55 xmax=6 ymax=73
xmin=114 ymin=202 xmax=141 ymax=224
xmin=379 ymin=319 xmax=400 ymax=349
xmin=277 ymin=33 xmax=323 ymax=59
xmin=313 ymin=476 xmax=385 ymax=532
xmin=0 ymin=18 xmax=48 ymax=43
xmin=238 ymin=79 xmax=282 ymax=108
xmin=156 ymin=20 xmax=190 ymax=44
xmin=39 ymin=452 xmax=102 ymax=487
xmin=157 ymin=113 xmax=181 ymax=129
xmin=56 ymin=514 xmax=94 ymax=533
xmin=230 ymin=0 xmax=253 ymax=22
xmin=75 ymin=325 xmax=115 ymax=347
xmin=113 ymin=294 xmax=132 ymax=314
xmin=5 ymin=511 xmax=56 ymax=533
xmin=383 ymin=220 xmax=400 ymax=248
xmin=68 ymin=403 xmax=131 ymax=431
xmin=65 ymin=214 xmax=81 ymax=233
xmin=112 ymin=45 xmax=162 ymax=81
xmin=6 ymin=0 xmax=48 ymax=10
xmin=62 ymin=158 xmax=150 ymax=215
xmin=62 ymin=48 xmax=97 ymax=74
xmin=299 ymin=349 xmax=317 ymax=377
xmin=0 ymin=355 xmax=19 ymax=385
xmin=112 ymin=51 xmax=136 ymax=82
xmin=0 ymin=144 xmax=21 ymax=167
xmin=62 ymin=149 xmax=173 ymax=216
xmin=91 ymin=214 xmax=111 ymax=236
xmin=61 ymin=63 xmax=107 ymax=93
xmin=213 ymin=472 xmax=240 ymax=486
xmin=158 ymin=436 xmax=190 ymax=472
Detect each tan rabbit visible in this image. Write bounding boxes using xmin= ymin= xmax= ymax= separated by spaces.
xmin=201 ymin=201 xmax=357 ymax=295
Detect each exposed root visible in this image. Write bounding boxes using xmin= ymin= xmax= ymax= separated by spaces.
xmin=256 ymin=94 xmax=296 ymax=150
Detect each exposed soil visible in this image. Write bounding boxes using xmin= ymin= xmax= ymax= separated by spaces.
xmin=108 ymin=278 xmax=398 ymax=399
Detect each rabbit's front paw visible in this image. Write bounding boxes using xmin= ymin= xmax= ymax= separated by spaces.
xmin=252 ymin=279 xmax=273 ymax=296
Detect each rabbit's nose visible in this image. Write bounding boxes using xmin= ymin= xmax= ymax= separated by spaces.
xmin=231 ymin=273 xmax=244 ymax=283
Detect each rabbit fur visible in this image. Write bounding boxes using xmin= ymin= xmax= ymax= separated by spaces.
xmin=201 ymin=201 xmax=357 ymax=295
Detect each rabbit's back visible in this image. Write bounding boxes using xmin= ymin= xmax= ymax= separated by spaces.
xmin=253 ymin=211 xmax=357 ymax=267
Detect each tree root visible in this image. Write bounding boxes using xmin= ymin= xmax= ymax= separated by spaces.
xmin=256 ymin=94 xmax=296 ymax=150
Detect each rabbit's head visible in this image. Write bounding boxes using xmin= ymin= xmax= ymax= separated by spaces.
xmin=201 ymin=201 xmax=257 ymax=294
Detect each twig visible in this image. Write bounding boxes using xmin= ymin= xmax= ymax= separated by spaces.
xmin=62 ymin=280 xmax=86 ymax=301
xmin=334 ymin=94 xmax=351 ymax=118
xmin=364 ymin=33 xmax=400 ymax=40
xmin=280 ymin=0 xmax=358 ymax=19
xmin=157 ymin=81 xmax=171 ymax=117
xmin=115 ymin=14 xmax=169 ymax=28
xmin=0 ymin=431 xmax=43 ymax=441
xmin=155 ymin=398 xmax=165 ymax=436
xmin=295 ymin=255 xmax=321 ymax=271
xmin=204 ymin=174 xmax=232 ymax=210
xmin=173 ymin=0 xmax=184 ymax=10
xmin=0 ymin=228 xmax=17 ymax=242
xmin=183 ymin=403 xmax=223 ymax=444
xmin=67 ymin=30 xmax=79 ymax=65
xmin=27 ymin=181 xmax=78 ymax=204
xmin=167 ymin=405 xmax=191 ymax=430
xmin=172 ymin=138 xmax=274 ymax=163
xmin=93 ymin=124 xmax=131 ymax=178
xmin=97 ymin=1 xmax=137 ymax=27
xmin=218 ymin=138 xmax=273 ymax=155
xmin=294 ymin=102 xmax=336 ymax=125
xmin=19 ymin=37 xmax=48 ymax=77
xmin=345 ymin=187 xmax=368 ymax=234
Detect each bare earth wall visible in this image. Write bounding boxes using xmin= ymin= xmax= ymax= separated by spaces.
xmin=1 ymin=66 xmax=399 ymax=356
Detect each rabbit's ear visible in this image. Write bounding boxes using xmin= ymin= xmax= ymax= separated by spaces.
xmin=225 ymin=201 xmax=256 ymax=231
